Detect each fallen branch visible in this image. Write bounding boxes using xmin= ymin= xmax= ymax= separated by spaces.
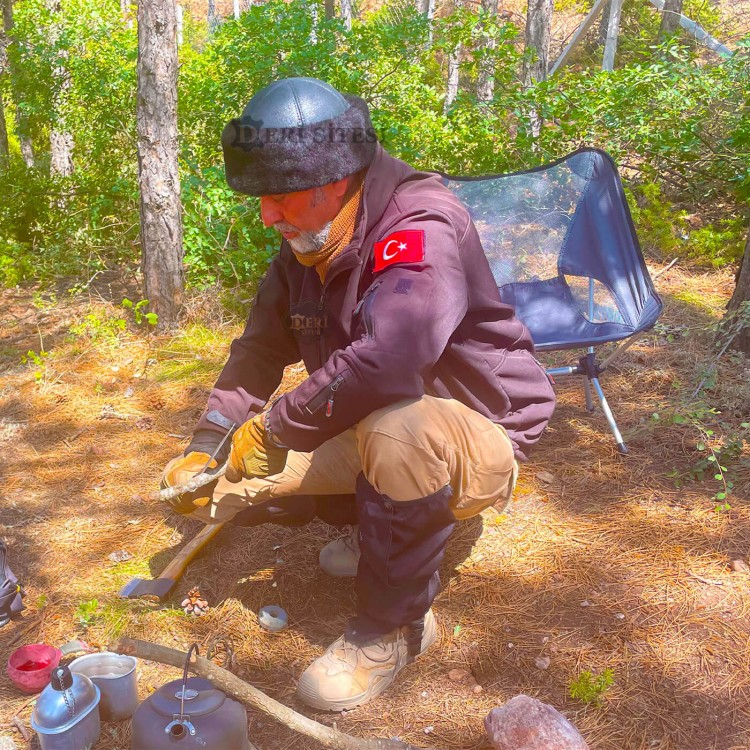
xmin=111 ymin=637 xmax=440 ymax=750
xmin=12 ymin=716 xmax=30 ymax=742
xmin=653 ymin=258 xmax=679 ymax=281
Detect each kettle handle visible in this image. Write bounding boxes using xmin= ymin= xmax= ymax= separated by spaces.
xmin=177 ymin=643 xmax=200 ymax=717
xmin=163 ymin=642 xmax=200 ymax=737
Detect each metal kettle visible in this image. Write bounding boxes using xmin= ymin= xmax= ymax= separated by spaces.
xmin=130 ymin=644 xmax=250 ymax=750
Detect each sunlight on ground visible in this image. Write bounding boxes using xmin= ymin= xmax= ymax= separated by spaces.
xmin=0 ymin=265 xmax=748 ymax=750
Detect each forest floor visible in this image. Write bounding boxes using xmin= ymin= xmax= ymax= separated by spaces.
xmin=0 ymin=263 xmax=749 ymax=750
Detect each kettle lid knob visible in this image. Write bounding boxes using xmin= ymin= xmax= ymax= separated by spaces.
xmin=50 ymin=665 xmax=73 ymax=691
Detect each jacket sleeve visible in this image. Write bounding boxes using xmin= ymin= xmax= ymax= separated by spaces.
xmin=194 ymin=252 xmax=300 ymax=439
xmin=268 ymin=212 xmax=468 ymax=452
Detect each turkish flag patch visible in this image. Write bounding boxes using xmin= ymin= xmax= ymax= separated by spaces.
xmin=373 ymin=230 xmax=425 ymax=273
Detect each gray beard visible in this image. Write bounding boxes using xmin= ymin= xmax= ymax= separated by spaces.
xmin=285 ymin=222 xmax=333 ymax=255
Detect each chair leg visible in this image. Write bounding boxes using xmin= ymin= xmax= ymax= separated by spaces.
xmin=583 ymin=376 xmax=594 ymax=412
xmin=589 ymin=376 xmax=628 ymax=455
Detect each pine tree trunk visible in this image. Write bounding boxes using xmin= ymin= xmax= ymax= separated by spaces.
xmin=0 ymin=95 xmax=9 ymax=169
xmin=445 ymin=46 xmax=460 ymax=113
xmin=727 ymin=227 xmax=750 ymax=353
xmin=47 ymin=0 xmax=74 ymax=177
xmin=658 ymin=0 xmax=683 ymax=41
xmin=522 ymin=0 xmax=552 ymax=140
xmin=2 ymin=0 xmax=34 ymax=167
xmin=421 ymin=0 xmax=435 ymax=45
xmin=602 ymin=0 xmax=623 ymax=71
xmin=50 ymin=130 xmax=73 ymax=175
xmin=137 ymin=0 xmax=184 ymax=329
xmin=309 ymin=0 xmax=318 ymax=42
xmin=476 ymin=0 xmax=498 ymax=103
xmin=0 ymin=1 xmax=8 ymax=169
xmin=121 ymin=0 xmax=133 ymax=27
xmin=340 ymin=0 xmax=352 ymax=30
xmin=523 ymin=0 xmax=552 ymax=86
xmin=325 ymin=0 xmax=334 ymax=21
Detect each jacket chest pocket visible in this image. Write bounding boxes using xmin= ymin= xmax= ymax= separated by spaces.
xmin=353 ymin=282 xmax=380 ymax=340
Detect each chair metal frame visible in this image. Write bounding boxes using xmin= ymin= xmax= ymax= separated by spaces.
xmin=543 ymin=277 xmax=640 ymax=454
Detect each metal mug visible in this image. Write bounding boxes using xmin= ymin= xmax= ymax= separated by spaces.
xmin=69 ymin=652 xmax=138 ymax=722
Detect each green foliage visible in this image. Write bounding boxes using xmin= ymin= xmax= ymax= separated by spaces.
xmin=121 ymin=298 xmax=158 ymax=327
xmin=68 ymin=311 xmax=126 ymax=343
xmin=1 ymin=0 xmax=138 ymax=282
xmin=625 ymin=183 xmax=745 ymax=266
xmin=553 ymin=0 xmax=587 ymax=13
xmin=569 ymin=668 xmax=615 ymax=705
xmin=683 ymin=220 xmax=746 ymax=267
xmin=20 ymin=348 xmax=49 ymax=383
xmin=0 ymin=0 xmax=748 ymax=289
xmin=654 ymin=405 xmax=749 ymax=511
xmin=650 ymin=301 xmax=750 ymax=511
xmin=75 ymin=598 xmax=99 ymax=629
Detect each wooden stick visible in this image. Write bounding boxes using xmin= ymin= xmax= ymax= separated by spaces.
xmin=110 ymin=638 xmax=440 ymax=750
xmin=12 ymin=716 xmax=30 ymax=742
xmin=599 ymin=332 xmax=644 ymax=371
xmin=155 ymin=463 xmax=227 ymax=502
xmin=653 ymin=257 xmax=679 ymax=281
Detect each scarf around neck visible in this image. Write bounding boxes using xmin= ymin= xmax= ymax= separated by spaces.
xmin=291 ymin=178 xmax=364 ymax=283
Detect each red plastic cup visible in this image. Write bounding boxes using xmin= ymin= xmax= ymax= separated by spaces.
xmin=6 ymin=644 xmax=62 ymax=694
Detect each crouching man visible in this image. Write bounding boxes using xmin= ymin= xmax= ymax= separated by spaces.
xmin=162 ymin=77 xmax=556 ymax=711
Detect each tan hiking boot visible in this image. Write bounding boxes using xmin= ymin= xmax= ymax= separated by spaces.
xmin=296 ymin=609 xmax=437 ymax=710
xmin=318 ymin=526 xmax=360 ymax=578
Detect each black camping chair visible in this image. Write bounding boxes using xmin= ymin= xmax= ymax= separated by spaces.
xmin=442 ymin=148 xmax=663 ymax=454
xmin=0 ymin=540 xmax=25 ymax=627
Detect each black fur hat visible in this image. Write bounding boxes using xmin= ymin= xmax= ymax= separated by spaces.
xmin=221 ymin=77 xmax=378 ymax=196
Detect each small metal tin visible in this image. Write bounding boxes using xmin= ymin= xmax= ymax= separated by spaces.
xmin=258 ymin=605 xmax=289 ymax=632
xmin=70 ymin=651 xmax=138 ymax=722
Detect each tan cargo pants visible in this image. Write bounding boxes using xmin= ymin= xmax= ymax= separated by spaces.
xmin=189 ymin=395 xmax=518 ymax=524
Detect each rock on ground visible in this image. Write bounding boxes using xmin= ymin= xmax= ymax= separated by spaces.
xmin=485 ymin=694 xmax=589 ymax=750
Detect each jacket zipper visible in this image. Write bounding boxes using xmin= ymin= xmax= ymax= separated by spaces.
xmin=304 ymin=372 xmax=347 ymax=417
xmin=318 ymin=293 xmax=326 ymax=369
xmin=317 ymin=252 xmax=361 ymax=368
xmin=325 ymin=374 xmax=345 ymax=417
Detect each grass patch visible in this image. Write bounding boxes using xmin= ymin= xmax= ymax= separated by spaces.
xmin=154 ymin=358 xmax=221 ymax=384
xmin=99 ymin=558 xmax=153 ymax=588
xmin=673 ymin=289 xmax=727 ymax=316
xmin=569 ymin=668 xmax=615 ymax=705
xmin=167 ymin=323 xmax=234 ymax=354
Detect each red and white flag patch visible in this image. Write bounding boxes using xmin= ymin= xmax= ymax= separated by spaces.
xmin=373 ymin=230 xmax=425 ymax=273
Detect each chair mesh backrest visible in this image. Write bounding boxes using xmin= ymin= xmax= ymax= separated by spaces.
xmin=442 ymin=148 xmax=663 ymax=351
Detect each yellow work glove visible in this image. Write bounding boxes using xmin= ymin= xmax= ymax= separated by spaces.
xmin=160 ymin=452 xmax=219 ymax=515
xmin=226 ymin=412 xmax=288 ymax=482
